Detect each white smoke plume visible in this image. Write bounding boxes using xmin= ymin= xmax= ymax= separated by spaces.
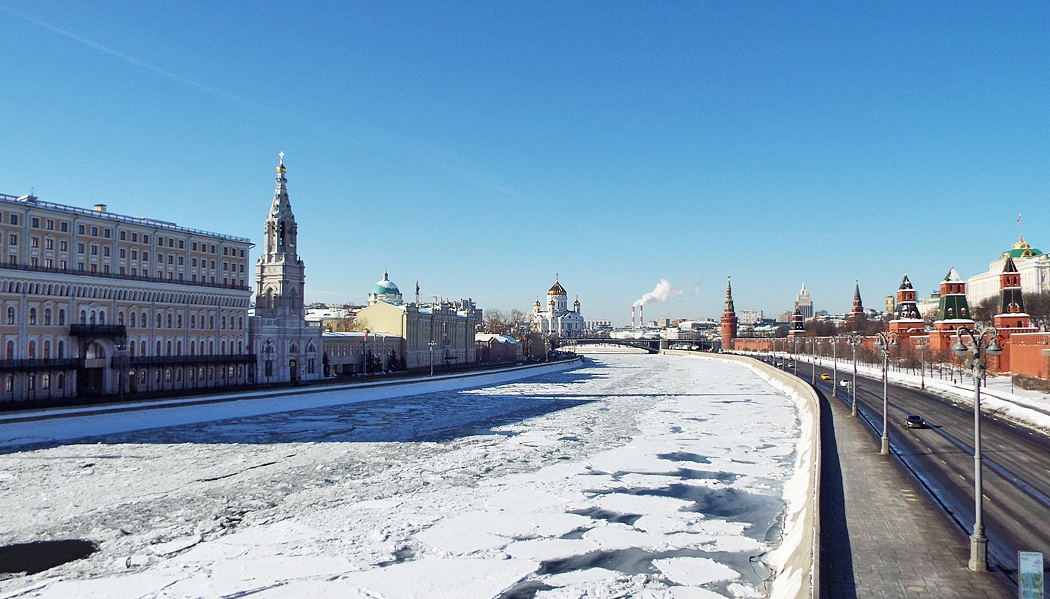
xmin=634 ymin=279 xmax=684 ymax=307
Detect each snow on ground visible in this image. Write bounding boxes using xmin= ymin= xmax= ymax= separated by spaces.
xmin=750 ymin=351 xmax=1050 ymax=434
xmin=0 ymin=354 xmax=802 ymax=599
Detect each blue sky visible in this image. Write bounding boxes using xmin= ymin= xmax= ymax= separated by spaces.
xmin=2 ymin=2 xmax=1048 ymax=324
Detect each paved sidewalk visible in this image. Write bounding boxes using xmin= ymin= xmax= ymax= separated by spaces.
xmin=819 ymin=389 xmax=1014 ymax=598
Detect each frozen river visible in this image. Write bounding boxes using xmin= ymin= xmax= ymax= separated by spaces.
xmin=0 ymin=353 xmax=805 ymax=599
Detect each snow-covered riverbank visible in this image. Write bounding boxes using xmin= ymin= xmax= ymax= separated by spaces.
xmin=0 ymin=354 xmax=806 ymax=599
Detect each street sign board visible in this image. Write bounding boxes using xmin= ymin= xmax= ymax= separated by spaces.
xmin=1020 ymin=551 xmax=1044 ymax=599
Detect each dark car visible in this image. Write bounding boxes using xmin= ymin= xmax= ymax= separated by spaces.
xmin=906 ymin=415 xmax=925 ymax=429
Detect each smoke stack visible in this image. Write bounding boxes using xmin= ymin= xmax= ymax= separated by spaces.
xmin=640 ymin=305 xmax=644 ymax=329
xmin=632 ymin=306 xmax=635 ymax=329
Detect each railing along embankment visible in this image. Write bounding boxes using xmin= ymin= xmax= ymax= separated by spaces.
xmin=662 ymin=350 xmax=820 ymax=599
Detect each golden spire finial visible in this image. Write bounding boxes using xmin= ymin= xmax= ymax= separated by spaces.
xmin=277 ymin=151 xmax=286 ymax=174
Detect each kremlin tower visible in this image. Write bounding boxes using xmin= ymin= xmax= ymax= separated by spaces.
xmin=720 ymin=277 xmax=738 ymax=351
xmin=990 ymin=256 xmax=1037 ymax=373
xmin=929 ymin=267 xmax=974 ymax=355
xmin=848 ymin=281 xmax=866 ymax=331
xmin=888 ymin=274 xmax=925 ymax=338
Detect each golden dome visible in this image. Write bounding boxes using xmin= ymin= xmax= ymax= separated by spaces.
xmin=534 ymin=299 xmax=541 ymax=307
xmin=547 ymin=280 xmax=567 ymax=296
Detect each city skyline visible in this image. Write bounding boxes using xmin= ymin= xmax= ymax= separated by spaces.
xmin=3 ymin=2 xmax=1048 ymax=323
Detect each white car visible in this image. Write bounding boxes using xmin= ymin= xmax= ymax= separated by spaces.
xmin=839 ymin=379 xmax=850 ymax=388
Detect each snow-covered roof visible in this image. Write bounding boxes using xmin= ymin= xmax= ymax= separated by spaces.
xmin=944 ymin=266 xmax=963 ymax=282
xmin=475 ymin=334 xmax=519 ymax=344
xmin=323 ymin=332 xmax=398 ymax=339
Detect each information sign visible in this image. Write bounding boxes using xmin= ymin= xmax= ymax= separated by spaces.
xmin=1020 ymin=551 xmax=1044 ymax=599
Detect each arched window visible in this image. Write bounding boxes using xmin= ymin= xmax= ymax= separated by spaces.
xmin=85 ymin=342 xmax=104 ymax=359
xmin=5 ymin=341 xmax=13 ymax=359
xmin=43 ymin=340 xmax=50 ymax=359
xmin=90 ymin=311 xmax=96 ymax=325
xmin=167 ymin=314 xmax=172 ymax=328
xmin=209 ymin=340 xmax=214 ymax=354
xmin=57 ymin=373 xmax=64 ymax=389
xmin=99 ymin=311 xmax=105 ymax=325
xmin=41 ymin=373 xmax=50 ymax=390
xmin=129 ymin=341 xmax=135 ymax=357
xmin=166 ymin=341 xmax=172 ymax=356
xmin=177 ymin=314 xmax=182 ymax=328
xmin=57 ymin=340 xmax=64 ymax=359
xmin=176 ymin=368 xmax=182 ymax=383
xmin=221 ymin=316 xmax=226 ymax=330
xmin=58 ymin=309 xmax=65 ymax=326
xmin=165 ymin=368 xmax=172 ymax=383
xmin=7 ymin=307 xmax=15 ymax=325
xmin=221 ymin=340 xmax=226 ymax=354
xmin=4 ymin=375 xmax=11 ymax=392
xmin=141 ymin=312 xmax=147 ymax=328
xmin=238 ymin=340 xmax=243 ymax=353
xmin=28 ymin=341 xmax=37 ymax=359
xmin=190 ymin=314 xmax=196 ymax=329
xmin=130 ymin=312 xmax=137 ymax=327
xmin=117 ymin=311 xmax=124 ymax=325
xmin=190 ymin=341 xmax=195 ymax=355
xmin=156 ymin=341 xmax=161 ymax=356
xmin=210 ymin=315 xmax=215 ymax=329
xmin=176 ymin=341 xmax=182 ymax=356
xmin=239 ymin=317 xmax=243 ymax=329
xmin=28 ymin=308 xmax=37 ymax=325
xmin=156 ymin=313 xmax=162 ymax=328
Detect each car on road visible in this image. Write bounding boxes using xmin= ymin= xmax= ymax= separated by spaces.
xmin=820 ymin=373 xmax=831 ymax=380
xmin=906 ymin=414 xmax=926 ymax=429
xmin=839 ymin=379 xmax=850 ymax=388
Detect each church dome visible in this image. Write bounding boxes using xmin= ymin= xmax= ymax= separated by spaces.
xmin=371 ymin=271 xmax=398 ymax=298
xmin=548 ymin=279 xmax=567 ymax=296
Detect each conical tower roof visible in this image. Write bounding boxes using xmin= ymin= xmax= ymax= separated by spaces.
xmin=1002 ymin=256 xmax=1019 ymax=273
xmin=899 ymin=274 xmax=913 ymax=290
xmin=724 ymin=276 xmax=735 ymax=313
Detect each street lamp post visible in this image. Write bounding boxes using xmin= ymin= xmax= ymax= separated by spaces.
xmin=916 ymin=337 xmax=928 ymax=391
xmin=874 ymin=332 xmax=899 ymax=455
xmin=831 ymin=336 xmax=838 ymax=398
xmin=810 ymin=339 xmax=816 ymax=385
xmin=846 ymin=333 xmax=861 ymax=416
xmin=793 ymin=337 xmax=798 ymax=377
xmin=952 ymin=324 xmax=1002 ymax=572
xmin=428 ymin=340 xmax=437 ymax=376
xmin=263 ymin=338 xmax=275 ymax=389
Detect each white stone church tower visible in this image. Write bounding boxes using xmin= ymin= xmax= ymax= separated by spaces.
xmin=249 ymin=154 xmax=322 ymax=384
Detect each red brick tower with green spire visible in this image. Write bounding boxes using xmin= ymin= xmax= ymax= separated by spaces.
xmin=720 ymin=276 xmax=738 ymax=350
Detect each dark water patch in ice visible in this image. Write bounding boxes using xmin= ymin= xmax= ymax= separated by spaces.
xmin=669 ymin=426 xmax=682 ymax=433
xmin=558 ymin=435 xmax=580 ymax=442
xmin=675 ymin=468 xmax=740 ymax=483
xmin=657 ymin=451 xmax=711 ymax=464
xmin=0 ymin=540 xmax=98 ymax=574
xmin=376 ymin=546 xmax=415 ymax=567
xmin=559 ymin=527 xmax=592 ymax=539
xmin=569 ymin=507 xmax=642 ymax=526
xmin=496 ymin=579 xmax=557 ymax=599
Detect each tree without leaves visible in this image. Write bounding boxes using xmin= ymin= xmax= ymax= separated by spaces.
xmin=1025 ymin=292 xmax=1050 ymax=331
xmin=972 ymin=296 xmax=997 ymax=327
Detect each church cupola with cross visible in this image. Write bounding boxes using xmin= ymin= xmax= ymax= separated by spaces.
xmin=255 ymin=153 xmax=306 ymax=320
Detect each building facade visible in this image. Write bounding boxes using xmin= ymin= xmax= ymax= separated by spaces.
xmin=968 ymin=236 xmax=1050 ymax=306
xmin=796 ymin=283 xmax=813 ymax=319
xmin=0 ymin=193 xmax=253 ymax=403
xmin=354 ymin=272 xmax=480 ymax=372
xmin=529 ymin=278 xmax=585 ymax=337
xmin=248 ymin=155 xmax=323 ymax=385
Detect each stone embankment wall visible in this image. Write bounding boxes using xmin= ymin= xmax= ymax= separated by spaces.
xmin=663 ymin=350 xmax=820 ymax=599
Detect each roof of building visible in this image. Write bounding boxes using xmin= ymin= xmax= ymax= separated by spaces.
xmin=548 ymin=279 xmax=567 ymax=296
xmin=943 ymin=266 xmax=963 ymax=283
xmin=1002 ymin=255 xmax=1019 ymax=273
xmin=1002 ymin=236 xmax=1043 ymax=260
xmin=475 ymin=333 xmax=520 ymax=344
xmin=899 ymin=273 xmax=913 ymax=290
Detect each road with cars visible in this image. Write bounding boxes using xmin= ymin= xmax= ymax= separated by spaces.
xmin=764 ymin=354 xmax=1050 ymax=580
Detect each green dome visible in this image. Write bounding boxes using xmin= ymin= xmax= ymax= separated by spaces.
xmin=371 ymin=272 xmax=400 ymax=297
xmin=1003 ymin=236 xmax=1042 ymax=259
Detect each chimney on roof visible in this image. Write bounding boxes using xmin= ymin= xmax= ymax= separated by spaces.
xmin=93 ymin=204 xmax=107 ymax=212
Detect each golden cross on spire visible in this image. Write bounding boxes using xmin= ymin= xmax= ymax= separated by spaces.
xmin=279 ymin=151 xmax=284 ymax=165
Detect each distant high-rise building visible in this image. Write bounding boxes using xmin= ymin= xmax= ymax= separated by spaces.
xmin=796 ymin=283 xmax=813 ymax=319
xmin=739 ymin=309 xmax=763 ymax=324
xmin=885 ymin=295 xmax=895 ymax=314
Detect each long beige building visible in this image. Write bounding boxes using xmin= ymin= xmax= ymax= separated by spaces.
xmin=0 ymin=192 xmax=253 ymax=402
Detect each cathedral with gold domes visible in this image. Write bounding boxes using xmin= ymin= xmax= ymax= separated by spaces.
xmin=529 ymin=277 xmax=585 ymax=337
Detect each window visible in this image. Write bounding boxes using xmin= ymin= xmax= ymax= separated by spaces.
xmin=90 ymin=245 xmax=98 ymax=255
xmin=47 ymin=219 xmax=54 ymax=230
xmin=119 ymin=248 xmax=126 ymax=259
xmin=28 ymin=308 xmax=36 ymax=325
xmin=43 ymin=341 xmax=50 ymax=359
xmin=210 ymin=244 xmax=216 ymax=253
xmin=118 ymin=311 xmax=124 ymax=325
xmin=57 ymin=373 xmax=64 ymax=389
xmin=240 ymin=264 xmax=245 ymax=273
xmin=157 ymin=236 xmax=163 ymax=246
xmin=31 ymin=217 xmax=39 ymax=228
xmin=223 ymin=247 xmax=228 ymax=256
xmin=9 ymin=214 xmax=17 ymax=225
xmin=6 ymin=307 xmax=14 ymax=324
xmin=131 ymin=249 xmax=138 ymax=260
xmin=78 ymin=224 xmax=85 ymax=234
xmin=142 ymin=252 xmax=148 ymax=262
xmin=178 ymin=256 xmax=184 ymax=265
xmin=131 ymin=232 xmax=138 ymax=242
xmin=156 ymin=313 xmax=162 ymax=328
xmin=178 ymin=240 xmax=184 ymax=249
xmin=190 ymin=314 xmax=195 ymax=328
xmin=58 ymin=309 xmax=65 ymax=326
xmin=119 ymin=266 xmax=125 ymax=274
xmin=43 ymin=308 xmax=51 ymax=325
xmin=31 ymin=237 xmax=39 ymax=248
xmin=240 ymin=249 xmax=245 ymax=257
xmin=59 ymin=240 xmax=67 ymax=251
xmin=223 ymin=262 xmax=228 ymax=271
xmin=168 ymin=238 xmax=174 ymax=248
xmin=210 ymin=260 xmax=216 ymax=269
xmin=103 ymin=229 xmax=111 ymax=238
xmin=120 ymin=231 xmax=126 ymax=240
xmin=210 ymin=315 xmax=215 ymax=329
xmin=91 ymin=226 xmax=98 ymax=237
xmin=192 ymin=242 xmax=197 ymax=251
xmin=60 ymin=222 xmax=68 ymax=232
xmin=142 ymin=235 xmax=149 ymax=244
xmin=42 ymin=373 xmax=50 ymax=390
xmin=130 ymin=312 xmax=136 ymax=328
xmin=103 ymin=247 xmax=110 ymax=257
xmin=141 ymin=311 xmax=147 ymax=327
xmin=27 ymin=374 xmax=34 ymax=391
xmin=166 ymin=341 xmax=172 ymax=356
xmin=167 ymin=254 xmax=173 ymax=265
xmin=8 ymin=234 xmax=17 ymax=245
xmin=167 ymin=314 xmax=172 ymax=328
xmin=57 ymin=340 xmax=64 ymax=358
xmin=28 ymin=341 xmax=35 ymax=359
xmin=5 ymin=341 xmax=12 ymax=359
xmin=157 ymin=253 xmax=163 ymax=263
xmin=45 ymin=239 xmax=53 ymax=250
xmin=192 ymin=258 xmax=197 ymax=267
xmin=177 ymin=314 xmax=182 ymax=328
xmin=77 ymin=243 xmax=84 ymax=254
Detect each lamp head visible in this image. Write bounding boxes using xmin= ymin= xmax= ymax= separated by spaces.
xmin=986 ymin=340 xmax=1003 ymax=356
xmin=952 ymin=341 xmax=969 ymax=357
